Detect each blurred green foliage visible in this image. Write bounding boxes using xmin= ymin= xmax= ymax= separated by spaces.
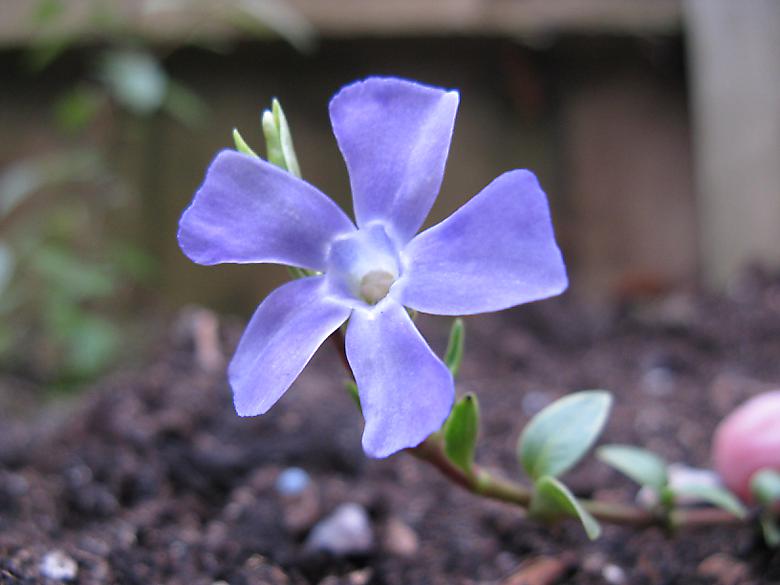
xmin=0 ymin=151 xmax=154 ymax=384
xmin=2 ymin=2 xmax=183 ymax=386
xmin=1 ymin=0 xmax=314 ymax=388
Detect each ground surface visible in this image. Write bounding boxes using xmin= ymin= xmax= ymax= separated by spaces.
xmin=2 ymin=271 xmax=780 ymax=584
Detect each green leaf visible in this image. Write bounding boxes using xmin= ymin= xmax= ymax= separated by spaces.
xmin=25 ymin=36 xmax=74 ymax=72
xmin=673 ymin=485 xmax=747 ymax=519
xmin=54 ymin=87 xmax=103 ymax=133
xmin=233 ymin=128 xmax=259 ymax=158
xmin=530 ymin=475 xmax=601 ymax=540
xmin=109 ymin=243 xmax=157 ymax=283
xmin=597 ymin=444 xmax=668 ymax=490
xmin=262 ymin=109 xmax=285 ymax=170
xmin=272 ymin=99 xmax=301 ymax=178
xmin=659 ymin=485 xmax=676 ymax=509
xmin=64 ymin=315 xmax=119 ymax=377
xmin=761 ymin=516 xmax=780 ymax=547
xmin=345 ymin=380 xmax=362 ymax=413
xmin=751 ymin=469 xmax=780 ymax=506
xmin=99 ymin=50 xmax=168 ymax=115
xmin=263 ymin=98 xmax=305 ymax=279
xmin=443 ymin=393 xmax=479 ymax=474
xmin=518 ymin=390 xmax=613 ymax=480
xmin=751 ymin=469 xmax=780 ymax=547
xmin=444 ymin=318 xmax=465 ymax=377
xmin=262 ymin=100 xmax=301 ymax=177
xmin=32 ymin=0 xmax=66 ymax=25
xmin=34 ymin=248 xmax=114 ymax=301
xmin=0 ymin=150 xmax=104 ymax=218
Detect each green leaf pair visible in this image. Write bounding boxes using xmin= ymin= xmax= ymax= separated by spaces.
xmin=518 ymin=390 xmax=612 ymax=539
xmin=597 ymin=445 xmax=747 ymax=520
xmin=440 ymin=319 xmax=479 ymax=475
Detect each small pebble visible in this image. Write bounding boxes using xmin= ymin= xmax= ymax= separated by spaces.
xmin=39 ymin=550 xmax=78 ymax=582
xmin=582 ymin=552 xmax=607 ymax=574
xmin=305 ymin=503 xmax=374 ymax=556
xmin=275 ymin=467 xmax=310 ymax=496
xmin=318 ymin=569 xmax=373 ymax=585
xmin=382 ymin=517 xmax=419 ymax=557
xmin=345 ymin=568 xmax=373 ymax=585
xmin=602 ymin=563 xmax=627 ymax=585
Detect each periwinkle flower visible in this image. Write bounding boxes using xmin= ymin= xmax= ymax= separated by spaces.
xmin=178 ymin=77 xmax=567 ymax=458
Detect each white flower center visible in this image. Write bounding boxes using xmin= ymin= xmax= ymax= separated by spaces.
xmin=359 ymin=270 xmax=396 ymax=304
xmin=326 ymin=223 xmax=401 ymax=308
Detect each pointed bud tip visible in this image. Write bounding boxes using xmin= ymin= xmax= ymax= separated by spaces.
xmin=262 ymin=109 xmax=276 ymax=127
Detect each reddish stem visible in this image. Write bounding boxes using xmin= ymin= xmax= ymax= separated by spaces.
xmin=328 ymin=327 xmax=746 ymax=530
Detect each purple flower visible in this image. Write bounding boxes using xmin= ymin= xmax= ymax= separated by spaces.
xmin=178 ymin=77 xmax=567 ymax=458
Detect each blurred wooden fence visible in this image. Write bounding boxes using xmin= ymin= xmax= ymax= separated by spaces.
xmin=0 ymin=0 xmax=778 ymax=307
xmin=686 ymin=0 xmax=780 ymax=289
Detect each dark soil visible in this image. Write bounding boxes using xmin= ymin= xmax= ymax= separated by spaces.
xmin=3 ymin=270 xmax=780 ymax=584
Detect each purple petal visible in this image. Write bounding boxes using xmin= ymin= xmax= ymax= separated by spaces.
xmin=329 ymin=77 xmax=459 ymax=244
xmin=345 ymin=300 xmax=454 ymax=458
xmin=230 ymin=276 xmax=351 ymax=416
xmin=396 ymin=170 xmax=568 ymax=315
xmin=179 ymin=150 xmax=355 ymax=271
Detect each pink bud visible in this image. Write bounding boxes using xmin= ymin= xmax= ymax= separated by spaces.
xmin=713 ymin=390 xmax=780 ymax=502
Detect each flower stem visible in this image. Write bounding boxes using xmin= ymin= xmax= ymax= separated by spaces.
xmin=327 ymin=328 xmax=746 ymax=531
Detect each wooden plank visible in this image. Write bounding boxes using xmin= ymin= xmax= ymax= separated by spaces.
xmin=563 ymin=72 xmax=697 ymax=300
xmin=685 ymin=0 xmax=780 ymax=288
xmin=0 ymin=0 xmax=682 ymax=46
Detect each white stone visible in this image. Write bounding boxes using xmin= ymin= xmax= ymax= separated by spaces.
xmin=40 ymin=550 xmax=78 ymax=582
xmin=305 ymin=503 xmax=374 ymax=556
